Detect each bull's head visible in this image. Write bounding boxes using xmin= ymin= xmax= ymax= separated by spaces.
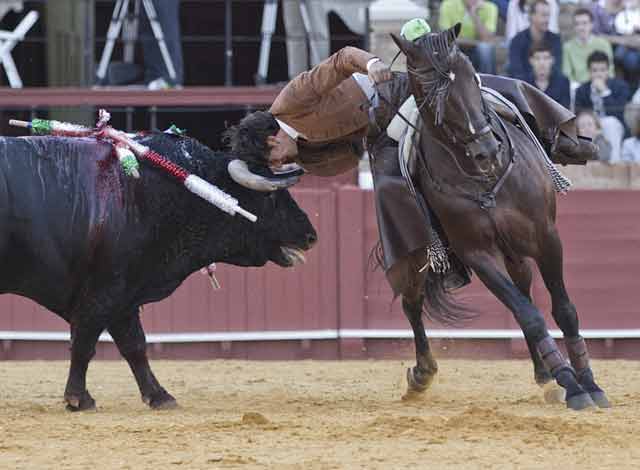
xmin=225 ymin=159 xmax=316 ymax=267
xmin=139 ymin=134 xmax=316 ymax=269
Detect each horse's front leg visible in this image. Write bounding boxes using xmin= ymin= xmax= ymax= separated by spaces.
xmin=467 ymin=251 xmax=595 ymax=410
xmin=536 ymin=227 xmax=610 ymax=408
xmin=506 ymin=257 xmax=564 ymax=403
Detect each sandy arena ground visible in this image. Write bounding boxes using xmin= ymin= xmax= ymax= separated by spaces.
xmin=0 ymin=359 xmax=639 ymax=469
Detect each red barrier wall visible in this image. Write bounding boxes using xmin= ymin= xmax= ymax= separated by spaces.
xmin=1 ymin=189 xmax=639 ymax=360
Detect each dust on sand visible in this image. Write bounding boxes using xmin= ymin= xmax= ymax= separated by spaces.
xmin=0 ymin=360 xmax=638 ymax=469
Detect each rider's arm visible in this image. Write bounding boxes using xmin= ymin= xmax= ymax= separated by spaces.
xmin=272 ymin=47 xmax=376 ymax=113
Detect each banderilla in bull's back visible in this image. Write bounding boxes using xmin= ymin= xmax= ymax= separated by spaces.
xmin=9 ymin=110 xmax=258 ymax=223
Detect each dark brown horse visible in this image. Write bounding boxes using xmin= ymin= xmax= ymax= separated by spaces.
xmin=389 ymin=25 xmax=609 ymax=410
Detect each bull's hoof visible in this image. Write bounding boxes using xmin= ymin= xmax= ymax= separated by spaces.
xmin=541 ymin=381 xmax=566 ymax=404
xmin=566 ymin=392 xmax=596 ymax=411
xmin=65 ymin=391 xmax=96 ymax=412
xmin=589 ymin=391 xmax=611 ymax=408
xmin=144 ymin=390 xmax=178 ymax=410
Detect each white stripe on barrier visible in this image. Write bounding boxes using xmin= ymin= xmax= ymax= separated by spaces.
xmin=1 ymin=329 xmax=640 ymax=343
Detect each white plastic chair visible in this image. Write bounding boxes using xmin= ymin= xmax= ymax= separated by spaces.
xmin=0 ymin=8 xmax=38 ymax=88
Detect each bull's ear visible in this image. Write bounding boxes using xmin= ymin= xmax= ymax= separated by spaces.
xmin=390 ymin=32 xmax=422 ymax=64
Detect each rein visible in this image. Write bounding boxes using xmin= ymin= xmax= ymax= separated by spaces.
xmin=412 ymin=105 xmax=515 ymax=210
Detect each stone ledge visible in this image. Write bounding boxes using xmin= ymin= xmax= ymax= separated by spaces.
xmin=558 ymin=163 xmax=640 ymax=189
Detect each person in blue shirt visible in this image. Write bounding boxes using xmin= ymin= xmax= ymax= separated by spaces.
xmin=508 ymin=0 xmax=562 ymax=81
xmin=574 ymin=50 xmax=631 ymax=161
xmin=525 ymin=41 xmax=570 ymax=108
xmin=574 ymin=50 xmax=631 ymax=128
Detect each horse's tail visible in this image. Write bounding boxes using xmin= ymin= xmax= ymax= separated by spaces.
xmin=421 ymin=266 xmax=477 ymax=327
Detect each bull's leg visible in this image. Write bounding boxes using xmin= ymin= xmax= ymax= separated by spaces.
xmin=466 ymin=251 xmax=594 ymax=410
xmin=64 ymin=318 xmax=102 ymax=411
xmin=536 ymin=227 xmax=610 ymax=408
xmin=108 ymin=312 xmax=177 ymax=409
xmin=505 ymin=257 xmax=563 ymax=403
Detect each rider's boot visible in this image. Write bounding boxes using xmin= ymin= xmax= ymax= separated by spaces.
xmin=548 ymin=130 xmax=599 ymax=166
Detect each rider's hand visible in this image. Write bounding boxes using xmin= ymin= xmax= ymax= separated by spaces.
xmin=368 ymin=60 xmax=392 ymax=84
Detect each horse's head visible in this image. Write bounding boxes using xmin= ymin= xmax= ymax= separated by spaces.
xmin=391 ymin=24 xmax=500 ymax=163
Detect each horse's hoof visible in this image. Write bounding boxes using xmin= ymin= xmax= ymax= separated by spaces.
xmin=65 ymin=391 xmax=96 ymax=412
xmin=144 ymin=390 xmax=178 ymax=410
xmin=406 ymin=367 xmax=434 ymax=393
xmin=542 ymin=381 xmax=566 ymax=404
xmin=589 ymin=391 xmax=611 ymax=408
xmin=566 ymin=392 xmax=596 ymax=411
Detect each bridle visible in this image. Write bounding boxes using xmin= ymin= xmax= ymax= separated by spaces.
xmin=387 ymin=33 xmax=493 ymax=155
xmin=406 ymin=54 xmax=493 ymax=154
xmin=382 ymin=32 xmax=516 ymax=209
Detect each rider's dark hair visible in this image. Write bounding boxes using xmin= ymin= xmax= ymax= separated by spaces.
xmin=222 ymin=110 xmax=279 ymax=165
xmin=587 ymin=50 xmax=610 ymax=68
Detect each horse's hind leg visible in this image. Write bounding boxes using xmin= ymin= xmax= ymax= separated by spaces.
xmin=402 ymin=295 xmax=438 ymax=396
xmin=466 ymin=252 xmax=594 ymax=410
xmin=396 ymin=256 xmax=437 ymax=396
xmin=535 ymin=227 xmax=610 ymax=408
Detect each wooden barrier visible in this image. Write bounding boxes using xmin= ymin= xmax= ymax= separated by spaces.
xmin=1 ymin=188 xmax=639 ymax=360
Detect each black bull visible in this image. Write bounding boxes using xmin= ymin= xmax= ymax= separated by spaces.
xmin=0 ymin=133 xmax=316 ymax=410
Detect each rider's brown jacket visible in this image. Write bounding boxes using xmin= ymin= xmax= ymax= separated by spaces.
xmin=269 ymin=46 xmax=375 ymax=176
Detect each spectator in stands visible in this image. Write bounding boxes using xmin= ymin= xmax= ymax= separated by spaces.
xmin=575 ymin=51 xmax=631 ymax=161
xmin=613 ymin=0 xmax=640 ymax=86
xmin=562 ymin=8 xmax=614 ymax=85
xmin=588 ymin=0 xmax=624 ymax=35
xmin=488 ymin=0 xmax=509 ymax=21
xmin=505 ymin=0 xmax=559 ymax=44
xmin=576 ymin=110 xmax=613 ymax=161
xmin=140 ymin=0 xmax=183 ymax=89
xmin=508 ymin=0 xmax=562 ymax=81
xmin=526 ymin=41 xmax=570 ymax=107
xmin=438 ymin=0 xmax=498 ymax=74
xmin=621 ymin=108 xmax=640 ymax=163
xmin=622 ymin=92 xmax=640 ymax=161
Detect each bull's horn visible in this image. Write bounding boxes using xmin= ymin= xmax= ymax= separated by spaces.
xmin=271 ymin=163 xmax=306 ymax=177
xmin=227 ymin=159 xmax=300 ymax=192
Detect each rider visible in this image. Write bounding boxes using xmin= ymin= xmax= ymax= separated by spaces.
xmin=224 ymin=18 xmax=597 ymax=293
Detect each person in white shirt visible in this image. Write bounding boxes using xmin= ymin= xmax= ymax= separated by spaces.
xmin=505 ymin=0 xmax=559 ymax=43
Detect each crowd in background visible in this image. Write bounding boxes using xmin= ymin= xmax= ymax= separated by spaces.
xmin=437 ymin=0 xmax=640 ymax=163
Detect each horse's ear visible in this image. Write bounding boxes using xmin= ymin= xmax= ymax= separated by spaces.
xmin=390 ymin=32 xmax=420 ymax=62
xmin=449 ymin=23 xmax=462 ymax=40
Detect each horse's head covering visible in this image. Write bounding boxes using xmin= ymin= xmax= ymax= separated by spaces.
xmin=400 ymin=18 xmax=431 ymax=42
